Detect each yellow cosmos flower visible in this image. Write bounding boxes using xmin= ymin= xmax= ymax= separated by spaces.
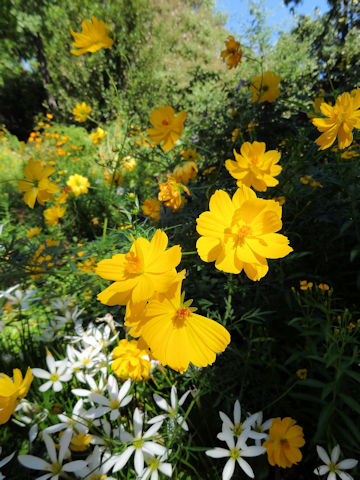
xmin=196 ymin=186 xmax=293 ymax=281
xmin=182 ymin=148 xmax=200 ymax=162
xmin=73 ymin=102 xmax=92 ymax=122
xmin=263 ymin=417 xmax=305 ymax=468
xmin=158 ymin=175 xmax=190 ymax=212
xmin=220 ymin=35 xmax=242 ymax=69
xmin=249 ymin=71 xmax=281 ymax=103
xmin=0 ymin=367 xmax=33 ymax=424
xmin=26 ymin=226 xmax=42 ymax=238
xmin=96 ymin=229 xmax=181 ymax=305
xmin=70 ymin=433 xmax=92 ymax=452
xmin=141 ymin=197 xmax=161 ymax=221
xmin=133 ymin=280 xmax=231 ymax=373
xmin=44 ymin=205 xmax=66 ymax=226
xmin=89 ymin=127 xmax=107 ymax=145
xmin=70 ymin=16 xmax=114 ymax=56
xmin=312 ymin=89 xmax=360 ymax=150
xmin=225 ymin=142 xmax=282 ymax=192
xmin=105 ymin=170 xmax=123 ymax=187
xmin=173 ymin=161 xmax=198 ymax=184
xmin=122 ymin=155 xmax=137 ymax=171
xmin=66 ymin=174 xmax=90 ymax=196
xmin=18 ymin=159 xmax=60 ymax=209
xmin=147 ymin=106 xmax=186 ymax=152
xmin=307 ymin=89 xmax=325 ymax=119
xmin=111 ymin=339 xmax=152 ymax=381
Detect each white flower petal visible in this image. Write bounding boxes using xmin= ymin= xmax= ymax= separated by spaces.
xmin=43 ymin=433 xmax=57 ymax=464
xmin=158 ymin=462 xmax=172 ymax=477
xmin=59 ymin=429 xmax=72 ymax=463
xmin=153 ymin=394 xmax=169 ymax=412
xmin=46 ymin=353 xmax=56 ymax=373
xmin=31 ymin=369 xmax=51 ymax=380
xmin=241 ymin=446 xmax=266 ymax=457
xmin=206 ymin=448 xmax=230 ymax=459
xmin=53 ymin=381 xmax=63 ymax=392
xmin=39 ymin=381 xmax=52 ymax=393
xmin=219 ymin=412 xmax=233 ymax=429
xmin=0 ymin=451 xmax=15 ymax=468
xmin=222 ymin=458 xmax=235 ymax=480
xmin=113 ymin=446 xmax=135 ymax=472
xmin=18 ymin=455 xmax=50 ymax=471
xmin=238 ymin=457 xmax=254 ymax=478
xmin=316 ymin=445 xmax=331 ymax=465
xmin=62 ymin=460 xmax=87 ymax=472
xmin=170 ymin=386 xmax=177 ymax=408
xmin=142 ymin=442 xmax=166 ymax=457
xmin=233 ymin=400 xmax=241 ymax=425
xmin=35 ymin=474 xmax=52 ymax=480
xmin=133 ymin=408 xmax=143 ymax=438
xmin=337 ymin=459 xmax=358 ymax=470
xmin=314 ymin=465 xmax=330 ymax=476
xmin=143 ymin=422 xmax=163 ymax=439
xmin=134 ymin=448 xmax=144 ymax=475
xmin=331 ymin=445 xmax=340 ymax=464
xmin=337 ymin=471 xmax=354 ymax=480
xmin=147 ymin=414 xmax=166 ymax=425
xmin=118 ymin=378 xmax=131 ymax=401
xmin=179 ymin=390 xmax=191 ymax=406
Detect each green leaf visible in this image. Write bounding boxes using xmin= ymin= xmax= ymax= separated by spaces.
xmin=339 ymin=393 xmax=360 ymax=415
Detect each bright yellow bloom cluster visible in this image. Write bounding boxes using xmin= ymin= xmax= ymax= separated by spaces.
xmin=263 ymin=417 xmax=305 ymax=468
xmin=73 ymin=102 xmax=91 ymax=122
xmin=111 ymin=339 xmax=152 ymax=381
xmin=96 ymin=230 xmax=230 ymax=372
xmin=312 ymin=89 xmax=360 ymax=150
xmin=141 ymin=197 xmax=161 ymax=221
xmin=26 ymin=226 xmax=42 ymax=238
xmin=122 ymin=155 xmax=137 ymax=171
xmin=220 ymin=36 xmax=242 ymax=69
xmin=196 ymin=186 xmax=292 ymax=281
xmin=173 ymin=161 xmax=198 ymax=184
xmin=66 ymin=174 xmax=90 ymax=196
xmin=225 ymin=141 xmax=282 ymax=192
xmin=182 ymin=148 xmax=200 ymax=162
xmin=89 ymin=127 xmax=107 ymax=145
xmin=70 ymin=16 xmax=114 ymax=56
xmin=158 ymin=175 xmax=190 ymax=212
xmin=0 ymin=368 xmax=33 ymax=424
xmin=18 ymin=159 xmax=60 ymax=209
xmin=147 ymin=106 xmax=186 ymax=152
xmin=44 ymin=205 xmax=66 ymax=226
xmin=249 ymin=71 xmax=281 ymax=103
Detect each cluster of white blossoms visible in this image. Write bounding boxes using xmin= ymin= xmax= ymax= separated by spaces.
xmin=6 ymin=298 xmax=194 ymax=479
xmin=206 ymin=400 xmax=271 ymax=479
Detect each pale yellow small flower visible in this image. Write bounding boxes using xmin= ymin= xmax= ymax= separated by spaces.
xmin=73 ymin=102 xmax=91 ymax=122
xmin=66 ymin=174 xmax=90 ymax=196
xmin=89 ymin=127 xmax=107 ymax=145
xmin=122 ymin=155 xmax=136 ymax=171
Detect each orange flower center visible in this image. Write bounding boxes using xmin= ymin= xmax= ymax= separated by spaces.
xmin=250 ymin=156 xmax=259 ymax=165
xmin=238 ymin=225 xmax=252 ymax=238
xmin=125 ymin=251 xmax=143 ymax=274
xmin=280 ymin=438 xmax=290 ymax=449
xmin=174 ymin=306 xmax=191 ymax=327
xmin=162 ymin=120 xmax=169 ymax=126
